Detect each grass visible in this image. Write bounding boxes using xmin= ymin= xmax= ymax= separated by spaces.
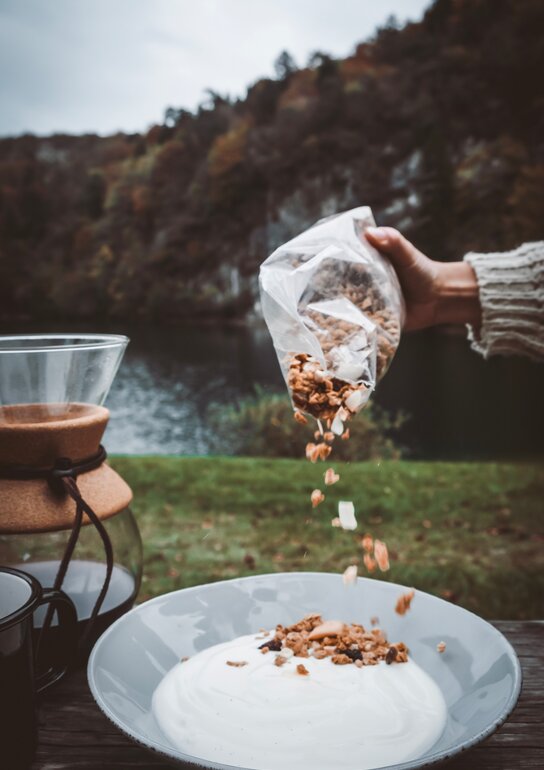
xmin=110 ymin=457 xmax=544 ymax=620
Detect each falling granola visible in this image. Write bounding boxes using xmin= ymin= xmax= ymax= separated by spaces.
xmin=311 ymin=489 xmax=325 ymax=508
xmin=338 ymin=501 xmax=357 ymax=531
xmin=395 ymin=589 xmax=416 ymax=616
xmin=342 ymin=564 xmax=358 ymax=585
xmin=324 ymin=468 xmax=340 ymax=486
xmin=374 ymin=539 xmax=390 ymax=572
xmin=259 ymin=207 xmax=402 ymax=580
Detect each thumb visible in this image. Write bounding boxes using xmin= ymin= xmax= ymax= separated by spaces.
xmin=364 ymin=226 xmax=420 ymax=269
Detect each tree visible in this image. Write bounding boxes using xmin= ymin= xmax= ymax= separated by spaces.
xmin=84 ymin=172 xmax=106 ymax=219
xmin=164 ymin=106 xmax=181 ymax=127
xmin=274 ymin=50 xmax=297 ymax=80
xmin=200 ymin=90 xmax=231 ymax=110
xmin=0 ymin=0 xmax=542 ymax=324
xmin=384 ymin=14 xmax=400 ymax=30
xmin=246 ymin=79 xmax=280 ymax=125
xmin=308 ymin=51 xmax=339 ymax=89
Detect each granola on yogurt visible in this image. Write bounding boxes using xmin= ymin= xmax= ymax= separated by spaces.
xmin=258 ymin=614 xmax=409 ymax=669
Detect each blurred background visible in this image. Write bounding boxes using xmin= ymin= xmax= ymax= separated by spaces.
xmin=0 ymin=0 xmax=543 ymax=459
xmin=1 ymin=0 xmax=543 ymax=618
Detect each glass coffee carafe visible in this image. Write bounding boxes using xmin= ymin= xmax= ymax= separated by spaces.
xmin=0 ymin=335 xmax=142 ymax=662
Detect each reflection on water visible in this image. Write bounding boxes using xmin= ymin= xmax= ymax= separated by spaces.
xmin=104 ymin=324 xmax=284 ymax=455
xmin=3 ymin=322 xmax=543 ymax=458
xmin=375 ymin=328 xmax=544 ymax=460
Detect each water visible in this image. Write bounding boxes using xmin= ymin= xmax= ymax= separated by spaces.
xmin=101 ymin=323 xmax=543 ymax=460
xmin=103 ymin=324 xmax=283 ymax=454
xmin=3 ymin=322 xmax=543 ymax=459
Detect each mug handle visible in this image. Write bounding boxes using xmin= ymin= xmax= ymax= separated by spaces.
xmin=35 ymin=588 xmax=78 ymax=694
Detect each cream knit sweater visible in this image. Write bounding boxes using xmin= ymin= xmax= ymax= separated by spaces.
xmin=464 ymin=242 xmax=544 ymax=361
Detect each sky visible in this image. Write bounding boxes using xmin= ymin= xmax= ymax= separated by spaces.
xmin=0 ymin=0 xmax=430 ymax=137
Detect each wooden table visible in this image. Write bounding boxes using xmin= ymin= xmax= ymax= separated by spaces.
xmin=33 ymin=621 xmax=543 ymax=770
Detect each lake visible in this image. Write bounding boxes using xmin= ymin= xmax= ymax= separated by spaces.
xmin=3 ymin=322 xmax=543 ymax=459
xmin=99 ymin=323 xmax=542 ymax=459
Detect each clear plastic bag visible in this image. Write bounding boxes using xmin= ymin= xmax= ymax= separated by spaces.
xmin=259 ymin=206 xmax=405 ymax=424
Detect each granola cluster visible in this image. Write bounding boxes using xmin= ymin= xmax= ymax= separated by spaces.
xmin=258 ymin=614 xmax=408 ymax=670
xmin=288 ymin=353 xmax=368 ymax=422
xmin=395 ymin=589 xmax=415 ymax=616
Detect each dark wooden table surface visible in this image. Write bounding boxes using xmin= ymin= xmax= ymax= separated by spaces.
xmin=32 ymin=621 xmax=543 ymax=770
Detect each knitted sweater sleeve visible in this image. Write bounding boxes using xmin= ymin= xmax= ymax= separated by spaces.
xmin=463 ymin=241 xmax=544 ymax=361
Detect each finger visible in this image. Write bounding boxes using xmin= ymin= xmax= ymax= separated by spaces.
xmin=364 ymin=227 xmax=420 ymax=268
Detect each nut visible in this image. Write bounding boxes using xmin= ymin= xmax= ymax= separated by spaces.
xmin=308 ymin=620 xmax=346 ymax=640
xmin=331 ymin=653 xmax=353 ymax=665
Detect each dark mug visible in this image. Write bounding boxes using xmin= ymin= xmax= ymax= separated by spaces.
xmin=0 ymin=567 xmax=77 ymax=769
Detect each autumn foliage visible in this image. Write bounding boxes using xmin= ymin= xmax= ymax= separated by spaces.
xmin=0 ymin=0 xmax=542 ymax=322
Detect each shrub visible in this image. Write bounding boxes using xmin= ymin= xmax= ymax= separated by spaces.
xmin=209 ymin=389 xmax=405 ymax=460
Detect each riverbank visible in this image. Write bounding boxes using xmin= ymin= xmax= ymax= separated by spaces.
xmin=110 ymin=457 xmax=544 ymax=620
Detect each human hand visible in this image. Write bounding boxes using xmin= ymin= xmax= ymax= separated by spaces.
xmin=364 ymin=226 xmax=480 ymax=331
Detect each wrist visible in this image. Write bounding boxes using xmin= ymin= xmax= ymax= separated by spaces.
xmin=434 ymin=261 xmax=481 ymax=327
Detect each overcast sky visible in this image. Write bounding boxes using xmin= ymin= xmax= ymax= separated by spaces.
xmin=0 ymin=0 xmax=430 ymax=137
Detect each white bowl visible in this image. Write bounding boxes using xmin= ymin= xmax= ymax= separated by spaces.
xmin=88 ymin=572 xmax=521 ymax=770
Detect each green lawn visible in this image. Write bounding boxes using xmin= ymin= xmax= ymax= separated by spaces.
xmin=110 ymin=457 xmax=544 ymax=620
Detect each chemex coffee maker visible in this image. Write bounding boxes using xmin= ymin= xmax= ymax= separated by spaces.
xmin=0 ymin=334 xmax=142 ymax=662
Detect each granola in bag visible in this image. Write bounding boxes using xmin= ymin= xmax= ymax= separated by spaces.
xmin=259 ymin=206 xmax=405 ymax=424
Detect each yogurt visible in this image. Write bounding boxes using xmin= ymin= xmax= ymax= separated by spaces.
xmin=152 ymin=632 xmax=447 ymax=770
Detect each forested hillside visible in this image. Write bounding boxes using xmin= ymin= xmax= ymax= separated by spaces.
xmin=0 ymin=0 xmax=542 ymax=322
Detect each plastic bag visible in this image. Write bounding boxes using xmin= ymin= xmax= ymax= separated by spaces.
xmin=259 ymin=206 xmax=405 ymax=424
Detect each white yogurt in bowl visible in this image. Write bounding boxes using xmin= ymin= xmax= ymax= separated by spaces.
xmin=152 ymin=631 xmax=447 ymax=770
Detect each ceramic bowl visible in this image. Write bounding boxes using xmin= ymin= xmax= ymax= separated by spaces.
xmin=88 ymin=572 xmax=521 ymax=769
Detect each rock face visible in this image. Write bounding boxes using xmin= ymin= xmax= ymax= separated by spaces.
xmin=0 ymin=0 xmax=542 ymax=322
